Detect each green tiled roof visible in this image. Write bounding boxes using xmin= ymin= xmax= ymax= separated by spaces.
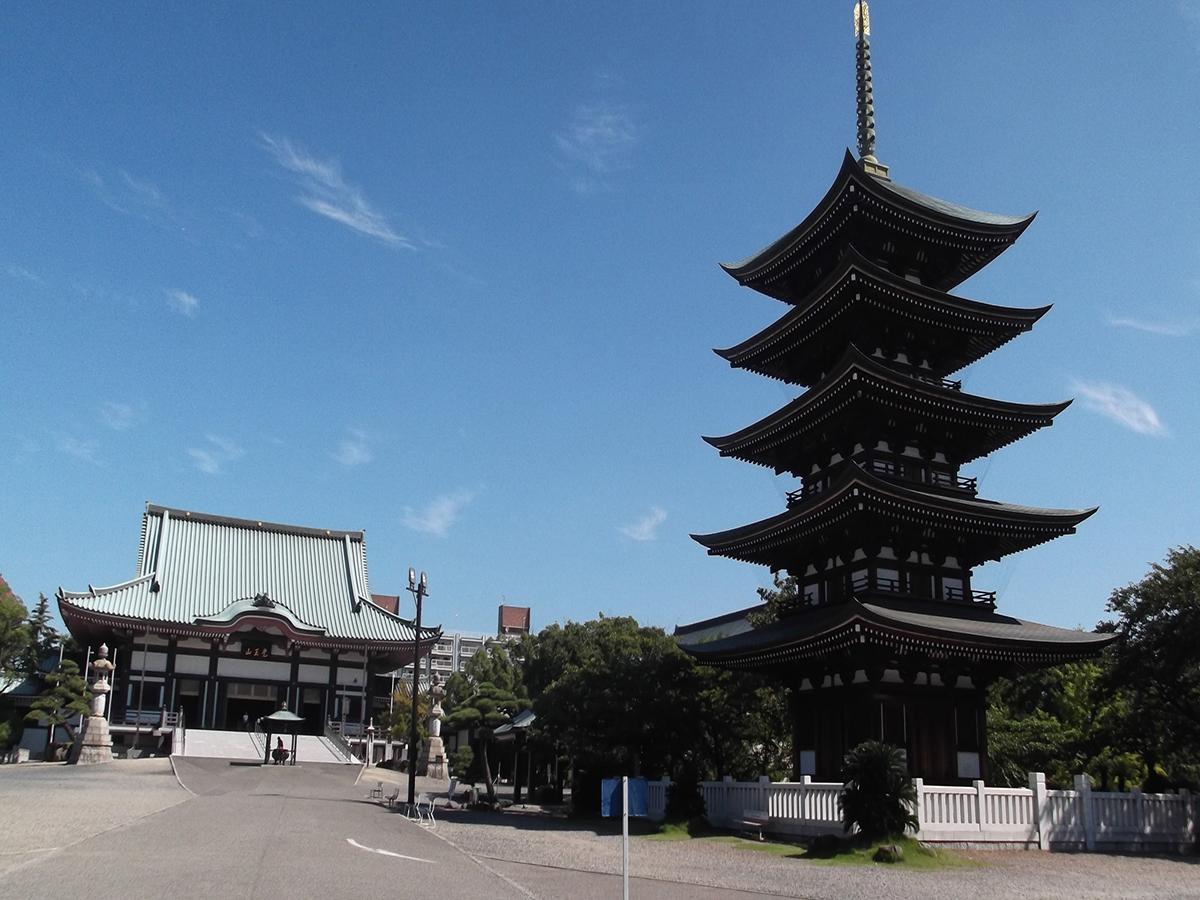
xmin=59 ymin=504 xmax=437 ymax=647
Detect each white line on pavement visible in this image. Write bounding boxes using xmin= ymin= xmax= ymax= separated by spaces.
xmin=346 ymin=837 xmax=435 ymax=863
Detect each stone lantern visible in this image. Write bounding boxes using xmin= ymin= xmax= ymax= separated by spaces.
xmin=70 ymin=644 xmax=115 ymax=765
xmin=425 ymin=675 xmax=447 ymax=778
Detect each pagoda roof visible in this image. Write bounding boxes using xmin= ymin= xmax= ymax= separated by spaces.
xmin=690 ymin=464 xmax=1096 ymax=569
xmin=703 ymin=347 xmax=1071 ymax=473
xmin=715 ymin=248 xmax=1050 ymax=384
xmin=676 ymin=596 xmax=1113 ymax=669
xmin=58 ymin=504 xmax=441 ymax=652
xmin=721 ymin=151 xmax=1035 ymax=300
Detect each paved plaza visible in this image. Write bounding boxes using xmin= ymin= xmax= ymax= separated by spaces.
xmin=0 ymin=760 xmax=1196 ymax=899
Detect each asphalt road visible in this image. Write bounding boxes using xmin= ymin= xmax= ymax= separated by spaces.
xmin=0 ymin=759 xmax=528 ymax=900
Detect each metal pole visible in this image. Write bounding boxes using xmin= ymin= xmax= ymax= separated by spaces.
xmin=622 ymin=775 xmax=630 ymax=900
xmin=79 ymin=645 xmax=93 ymax=735
xmin=134 ymin=632 xmax=149 ymax=749
xmin=406 ymin=571 xmax=426 ymax=807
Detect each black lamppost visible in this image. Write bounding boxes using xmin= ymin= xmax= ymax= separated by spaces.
xmin=406 ymin=567 xmax=428 ymax=807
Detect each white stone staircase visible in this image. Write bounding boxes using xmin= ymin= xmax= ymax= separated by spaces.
xmin=176 ymin=729 xmax=356 ymax=764
xmin=178 ymin=729 xmax=260 ymax=760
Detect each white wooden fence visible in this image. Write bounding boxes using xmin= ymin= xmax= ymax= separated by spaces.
xmin=700 ymin=772 xmax=1197 ymax=851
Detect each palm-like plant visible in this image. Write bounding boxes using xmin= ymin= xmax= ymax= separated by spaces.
xmin=839 ymin=740 xmax=919 ymax=841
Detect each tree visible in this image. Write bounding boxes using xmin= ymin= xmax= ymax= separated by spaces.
xmin=380 ymin=681 xmax=429 ymax=764
xmin=525 ymin=616 xmax=704 ymax=812
xmin=0 ymin=575 xmax=29 ymax=681
xmin=1102 ymin=546 xmax=1200 ymax=787
xmin=443 ymin=641 xmax=528 ymax=804
xmin=25 ymin=659 xmax=91 ymax=753
xmin=839 ymin=741 xmax=918 ymax=842
xmin=746 ymin=573 xmax=803 ymax=628
xmin=20 ymin=592 xmax=59 ymax=677
xmin=988 ymin=657 xmax=1138 ymax=789
xmin=692 ymin=667 xmax=791 ymax=781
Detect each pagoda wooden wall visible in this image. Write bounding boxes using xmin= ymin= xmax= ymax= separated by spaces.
xmin=792 ymin=684 xmax=988 ymax=785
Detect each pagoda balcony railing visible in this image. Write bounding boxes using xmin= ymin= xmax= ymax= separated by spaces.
xmin=911 ymin=372 xmax=962 ymax=392
xmin=786 ymin=467 xmax=976 ymax=507
xmin=849 ymin=574 xmax=997 ymax=609
xmin=786 ymin=484 xmax=823 ymax=506
xmin=927 ymin=471 xmax=978 ymax=493
xmin=944 ymin=586 xmax=998 ymax=608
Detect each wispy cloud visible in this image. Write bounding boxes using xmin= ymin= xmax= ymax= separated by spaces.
xmin=187 ymin=434 xmax=244 ymax=475
xmin=1106 ymin=315 xmax=1195 ymax=337
xmin=258 ymin=133 xmax=411 ymax=248
xmin=619 ymin=506 xmax=667 ymax=542
xmin=555 ymin=99 xmax=638 ymax=194
xmin=99 ymin=400 xmax=144 ymax=431
xmin=81 ymin=167 xmax=177 ymax=228
xmin=3 ymin=264 xmax=43 ymax=285
xmin=402 ymin=489 xmax=475 ymax=538
xmin=58 ymin=435 xmax=101 ymax=465
xmin=1071 ymin=380 xmax=1166 ymax=436
xmin=166 ymin=288 xmax=199 ymax=317
xmin=332 ymin=428 xmax=372 ymax=466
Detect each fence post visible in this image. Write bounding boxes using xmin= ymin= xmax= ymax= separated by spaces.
xmin=759 ymin=775 xmax=771 ymax=817
xmin=1180 ymin=789 xmax=1194 ymax=844
xmin=1075 ymin=773 xmax=1095 ymax=851
xmin=1132 ymin=787 xmax=1144 ymax=842
xmin=912 ymin=778 xmax=924 ymax=832
xmin=1029 ymin=772 xmax=1050 ymax=851
xmin=973 ymin=779 xmax=987 ymax=834
xmin=800 ymin=774 xmax=811 ymax=821
xmin=723 ymin=775 xmax=733 ymax=825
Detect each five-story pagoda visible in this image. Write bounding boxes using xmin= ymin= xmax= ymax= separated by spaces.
xmin=675 ymin=2 xmax=1112 ymax=785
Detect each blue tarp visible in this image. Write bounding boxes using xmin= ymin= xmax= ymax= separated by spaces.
xmin=601 ymin=777 xmax=648 ymax=817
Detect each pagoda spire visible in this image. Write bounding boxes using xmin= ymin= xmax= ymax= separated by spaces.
xmin=854 ymin=1 xmax=889 ymax=179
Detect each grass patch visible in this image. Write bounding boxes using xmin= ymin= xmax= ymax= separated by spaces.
xmin=643 ymin=828 xmax=979 ymax=870
xmin=798 ymin=835 xmax=977 ymax=870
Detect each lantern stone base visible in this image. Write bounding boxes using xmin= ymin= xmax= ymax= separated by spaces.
xmin=424 ymin=735 xmax=446 ymax=778
xmin=69 ymin=715 xmax=113 ymax=765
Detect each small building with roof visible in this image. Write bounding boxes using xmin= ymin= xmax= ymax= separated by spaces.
xmin=57 ymin=503 xmax=439 ymax=741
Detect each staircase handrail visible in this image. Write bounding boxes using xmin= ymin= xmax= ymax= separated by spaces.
xmin=324 ymin=719 xmax=358 ymax=763
xmin=250 ymin=720 xmax=267 ymax=759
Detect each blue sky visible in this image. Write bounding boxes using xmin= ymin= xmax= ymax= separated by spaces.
xmin=2 ymin=3 xmax=1198 ymax=638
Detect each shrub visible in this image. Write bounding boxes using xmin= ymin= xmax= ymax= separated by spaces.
xmin=839 ymin=740 xmax=919 ymax=842
xmin=450 ymin=745 xmax=475 ymax=783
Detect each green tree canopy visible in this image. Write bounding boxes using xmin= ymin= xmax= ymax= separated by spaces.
xmin=443 ymin=640 xmax=528 ymax=803
xmin=524 ymin=616 xmax=701 ymax=779
xmin=1102 ymin=545 xmax=1200 ymax=787
xmin=0 ymin=575 xmax=30 ymax=681
xmin=20 ymin=592 xmax=59 ymax=677
xmin=746 ymin=573 xmax=803 ymax=628
xmin=381 ymin=680 xmax=430 ymax=745
xmin=26 ymin=658 xmax=91 ymax=743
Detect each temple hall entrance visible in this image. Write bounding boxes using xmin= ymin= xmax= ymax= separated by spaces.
xmin=224 ymin=682 xmax=281 ymax=731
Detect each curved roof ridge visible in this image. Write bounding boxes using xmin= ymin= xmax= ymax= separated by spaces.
xmin=703 ymin=347 xmax=1072 ymax=455
xmin=192 ymin=594 xmax=325 ymax=632
xmin=721 ymin=150 xmax=1034 ymax=285
xmin=145 ymin=503 xmax=364 ymax=541
xmin=59 ymin=572 xmax=158 ymax=601
xmin=715 ymin=248 xmax=1052 ymax=365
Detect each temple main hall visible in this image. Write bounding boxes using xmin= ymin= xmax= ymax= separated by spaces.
xmin=58 ymin=503 xmax=439 ymax=742
xmin=675 ymin=1 xmax=1111 ymax=785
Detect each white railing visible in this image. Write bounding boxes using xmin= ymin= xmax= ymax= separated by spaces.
xmin=700 ymin=772 xmax=1196 ymax=851
xmin=702 ymin=776 xmax=842 ymax=836
xmin=647 ymin=776 xmax=671 ymax=821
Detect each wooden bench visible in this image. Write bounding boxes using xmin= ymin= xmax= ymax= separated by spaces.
xmin=736 ymin=809 xmax=770 ymax=841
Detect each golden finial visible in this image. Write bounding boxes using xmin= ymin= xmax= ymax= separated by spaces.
xmin=854 ymin=0 xmax=888 ymax=178
xmin=853 ymin=0 xmax=870 ymax=38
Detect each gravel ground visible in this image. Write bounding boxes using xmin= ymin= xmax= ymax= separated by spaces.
xmin=433 ymin=809 xmax=1200 ymax=899
xmin=0 ymin=759 xmax=188 ymax=877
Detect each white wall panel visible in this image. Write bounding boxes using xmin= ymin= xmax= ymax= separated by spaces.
xmin=217 ymin=658 xmax=290 ymax=680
